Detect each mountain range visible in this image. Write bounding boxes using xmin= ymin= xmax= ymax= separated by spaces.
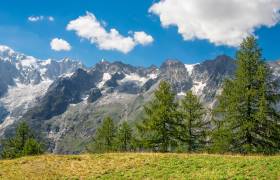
xmin=0 ymin=45 xmax=280 ymax=154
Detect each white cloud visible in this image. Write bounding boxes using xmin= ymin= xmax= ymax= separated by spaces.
xmin=133 ymin=31 xmax=154 ymax=45
xmin=28 ymin=16 xmax=44 ymax=22
xmin=28 ymin=16 xmax=55 ymax=22
xmin=149 ymin=0 xmax=280 ymax=47
xmin=66 ymin=12 xmax=153 ymax=53
xmin=50 ymin=38 xmax=71 ymax=51
xmin=48 ymin=16 xmax=55 ymax=22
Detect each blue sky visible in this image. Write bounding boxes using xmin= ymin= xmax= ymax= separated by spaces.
xmin=0 ymin=0 xmax=279 ymax=67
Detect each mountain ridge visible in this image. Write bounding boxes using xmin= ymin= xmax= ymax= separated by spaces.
xmin=0 ymin=45 xmax=279 ymax=153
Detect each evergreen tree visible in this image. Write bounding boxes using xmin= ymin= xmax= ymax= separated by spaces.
xmin=178 ymin=91 xmax=208 ymax=152
xmin=211 ymin=79 xmax=235 ymax=153
xmin=212 ymin=36 xmax=280 ymax=154
xmin=137 ymin=81 xmax=180 ymax=152
xmin=22 ymin=138 xmax=43 ymax=155
xmin=88 ymin=117 xmax=116 ymax=153
xmin=1 ymin=122 xmax=43 ymax=159
xmin=115 ymin=121 xmax=133 ymax=151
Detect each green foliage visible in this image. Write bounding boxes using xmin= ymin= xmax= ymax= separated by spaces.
xmin=178 ymin=91 xmax=208 ymax=152
xmin=210 ymin=79 xmax=235 ymax=153
xmin=1 ymin=122 xmax=43 ymax=159
xmin=88 ymin=117 xmax=116 ymax=153
xmin=22 ymin=139 xmax=43 ymax=156
xmin=212 ymin=36 xmax=280 ymax=154
xmin=115 ymin=121 xmax=133 ymax=151
xmin=137 ymin=81 xmax=180 ymax=152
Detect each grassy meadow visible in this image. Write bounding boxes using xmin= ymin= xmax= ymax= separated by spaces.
xmin=0 ymin=153 xmax=280 ymax=179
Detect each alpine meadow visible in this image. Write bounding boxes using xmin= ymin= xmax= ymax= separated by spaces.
xmin=1 ymin=0 xmax=280 ymax=179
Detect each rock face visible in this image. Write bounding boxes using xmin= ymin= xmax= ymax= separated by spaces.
xmin=0 ymin=45 xmax=279 ymax=154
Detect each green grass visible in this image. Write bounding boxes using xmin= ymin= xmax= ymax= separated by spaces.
xmin=0 ymin=153 xmax=280 ymax=179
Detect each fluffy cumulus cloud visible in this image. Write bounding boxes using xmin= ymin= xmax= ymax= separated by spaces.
xmin=50 ymin=38 xmax=71 ymax=51
xmin=28 ymin=16 xmax=54 ymax=22
xmin=149 ymin=0 xmax=280 ymax=47
xmin=66 ymin=12 xmax=153 ymax=53
xmin=133 ymin=31 xmax=154 ymax=45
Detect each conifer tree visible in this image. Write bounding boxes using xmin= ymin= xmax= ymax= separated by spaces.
xmin=178 ymin=91 xmax=208 ymax=152
xmin=211 ymin=79 xmax=235 ymax=153
xmin=137 ymin=81 xmax=180 ymax=152
xmin=115 ymin=121 xmax=133 ymax=151
xmin=1 ymin=122 xmax=43 ymax=159
xmin=212 ymin=36 xmax=280 ymax=154
xmin=88 ymin=117 xmax=116 ymax=153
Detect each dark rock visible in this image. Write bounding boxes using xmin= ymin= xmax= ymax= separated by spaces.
xmin=87 ymin=88 xmax=102 ymax=103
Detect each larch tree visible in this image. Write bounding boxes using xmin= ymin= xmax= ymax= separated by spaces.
xmin=179 ymin=91 xmax=208 ymax=152
xmin=115 ymin=121 xmax=133 ymax=152
xmin=1 ymin=122 xmax=43 ymax=159
xmin=137 ymin=81 xmax=180 ymax=152
xmin=88 ymin=117 xmax=116 ymax=153
xmin=212 ymin=36 xmax=280 ymax=154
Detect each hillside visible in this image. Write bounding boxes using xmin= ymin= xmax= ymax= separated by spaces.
xmin=0 ymin=153 xmax=280 ymax=179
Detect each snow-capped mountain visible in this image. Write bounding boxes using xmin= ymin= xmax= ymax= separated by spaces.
xmin=14 ymin=55 xmax=237 ymax=153
xmin=0 ymin=45 xmax=83 ymax=88
xmin=0 ymin=46 xmax=279 ymax=154
xmin=0 ymin=45 xmax=84 ymax=134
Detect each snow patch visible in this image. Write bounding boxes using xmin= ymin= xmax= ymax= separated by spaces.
xmin=40 ymin=68 xmax=48 ymax=76
xmin=119 ymin=73 xmax=148 ymax=86
xmin=19 ymin=56 xmax=39 ymax=68
xmin=82 ymin=95 xmax=89 ymax=104
xmin=97 ymin=73 xmax=112 ymax=88
xmin=61 ymin=72 xmax=75 ymax=78
xmin=0 ymin=45 xmax=17 ymax=61
xmin=148 ymin=73 xmax=158 ymax=79
xmin=0 ymin=116 xmax=15 ymax=135
xmin=41 ymin=59 xmax=52 ymax=66
xmin=185 ymin=63 xmax=199 ymax=76
xmin=0 ymin=45 xmax=15 ymax=54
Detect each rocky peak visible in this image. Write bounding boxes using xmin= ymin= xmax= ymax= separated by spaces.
xmin=0 ymin=45 xmax=15 ymax=56
xmin=160 ymin=59 xmax=188 ymax=81
xmin=160 ymin=59 xmax=186 ymax=70
xmin=93 ymin=60 xmax=111 ymax=73
xmin=0 ymin=45 xmax=26 ymax=62
xmin=159 ymin=59 xmax=191 ymax=94
xmin=194 ymin=55 xmax=235 ymax=78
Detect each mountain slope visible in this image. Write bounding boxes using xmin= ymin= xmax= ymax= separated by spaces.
xmin=19 ymin=56 xmax=236 ymax=153
xmin=0 ymin=45 xmax=84 ymax=135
